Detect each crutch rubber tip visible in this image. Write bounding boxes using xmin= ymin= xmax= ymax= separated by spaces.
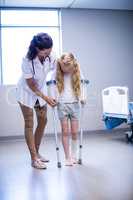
xmin=57 ymin=162 xmax=61 ymax=168
xmin=78 ymin=159 xmax=82 ymax=165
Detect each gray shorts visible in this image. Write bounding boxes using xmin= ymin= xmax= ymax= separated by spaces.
xmin=57 ymin=102 xmax=80 ymax=120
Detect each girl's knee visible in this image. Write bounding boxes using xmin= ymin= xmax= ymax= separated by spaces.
xmin=62 ymin=131 xmax=69 ymax=137
xmin=71 ymin=132 xmax=77 ymax=140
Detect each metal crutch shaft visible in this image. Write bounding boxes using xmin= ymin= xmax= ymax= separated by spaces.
xmin=52 ymin=107 xmax=61 ymax=168
xmin=78 ymin=103 xmax=84 ymax=164
xmin=78 ymin=79 xmax=89 ymax=164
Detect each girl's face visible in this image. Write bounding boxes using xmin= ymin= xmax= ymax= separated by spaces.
xmin=60 ymin=54 xmax=74 ymax=73
xmin=37 ymin=48 xmax=52 ymax=59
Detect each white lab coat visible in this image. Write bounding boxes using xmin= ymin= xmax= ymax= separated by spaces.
xmin=16 ymin=54 xmax=56 ymax=108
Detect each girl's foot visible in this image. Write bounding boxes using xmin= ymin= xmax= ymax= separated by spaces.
xmin=31 ymin=159 xmax=47 ymax=169
xmin=37 ymin=154 xmax=49 ymax=162
xmin=65 ymin=158 xmax=73 ymax=166
xmin=72 ymin=158 xmax=78 ymax=164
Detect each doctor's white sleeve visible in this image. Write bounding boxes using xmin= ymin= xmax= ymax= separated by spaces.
xmin=21 ymin=58 xmax=33 ymax=79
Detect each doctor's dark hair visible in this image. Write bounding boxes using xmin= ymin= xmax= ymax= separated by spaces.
xmin=26 ymin=33 xmax=53 ymax=60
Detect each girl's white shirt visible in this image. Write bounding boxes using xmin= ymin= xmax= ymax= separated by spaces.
xmin=58 ymin=68 xmax=85 ymax=103
xmin=16 ymin=53 xmax=56 ymax=108
xmin=58 ymin=73 xmax=78 ymax=103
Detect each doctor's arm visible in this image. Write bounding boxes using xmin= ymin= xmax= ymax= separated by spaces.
xmin=26 ymin=78 xmax=57 ymax=107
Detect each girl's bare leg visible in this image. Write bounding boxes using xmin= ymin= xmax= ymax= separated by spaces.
xmin=70 ymin=119 xmax=79 ymax=163
xmin=60 ymin=118 xmax=70 ymax=160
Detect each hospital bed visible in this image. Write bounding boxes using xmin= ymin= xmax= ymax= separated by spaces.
xmin=102 ymin=86 xmax=133 ymax=143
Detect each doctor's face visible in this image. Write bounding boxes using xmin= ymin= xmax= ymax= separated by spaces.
xmin=37 ymin=48 xmax=52 ymax=59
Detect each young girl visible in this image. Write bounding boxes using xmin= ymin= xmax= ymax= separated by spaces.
xmin=56 ymin=53 xmax=82 ymax=166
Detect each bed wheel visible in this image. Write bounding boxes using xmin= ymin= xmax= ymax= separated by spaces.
xmin=125 ymin=132 xmax=133 ymax=143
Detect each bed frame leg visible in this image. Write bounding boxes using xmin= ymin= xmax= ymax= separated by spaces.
xmin=126 ymin=124 xmax=133 ymax=143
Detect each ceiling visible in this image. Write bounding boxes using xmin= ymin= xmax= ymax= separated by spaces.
xmin=0 ymin=0 xmax=133 ymax=10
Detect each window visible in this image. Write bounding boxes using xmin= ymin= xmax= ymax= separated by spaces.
xmin=0 ymin=9 xmax=61 ymax=85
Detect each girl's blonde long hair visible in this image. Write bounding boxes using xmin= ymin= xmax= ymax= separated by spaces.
xmin=56 ymin=53 xmax=81 ymax=98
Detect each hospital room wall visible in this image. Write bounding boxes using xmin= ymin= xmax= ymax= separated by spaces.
xmin=61 ymin=8 xmax=133 ymax=132
xmin=0 ymin=9 xmax=133 ymax=137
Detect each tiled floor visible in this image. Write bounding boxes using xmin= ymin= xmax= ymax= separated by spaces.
xmin=0 ymin=131 xmax=133 ymax=200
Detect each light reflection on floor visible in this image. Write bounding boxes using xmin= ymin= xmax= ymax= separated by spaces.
xmin=0 ymin=132 xmax=133 ymax=200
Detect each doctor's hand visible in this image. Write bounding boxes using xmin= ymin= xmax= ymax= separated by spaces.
xmin=43 ymin=96 xmax=57 ymax=107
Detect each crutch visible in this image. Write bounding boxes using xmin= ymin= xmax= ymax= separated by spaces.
xmin=78 ymin=79 xmax=89 ymax=164
xmin=52 ymin=106 xmax=61 ymax=168
xmin=46 ymin=74 xmax=61 ymax=168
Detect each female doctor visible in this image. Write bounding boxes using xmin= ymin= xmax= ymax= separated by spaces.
xmin=16 ymin=33 xmax=57 ymax=169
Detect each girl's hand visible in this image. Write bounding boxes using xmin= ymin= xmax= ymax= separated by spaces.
xmin=43 ymin=96 xmax=57 ymax=107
